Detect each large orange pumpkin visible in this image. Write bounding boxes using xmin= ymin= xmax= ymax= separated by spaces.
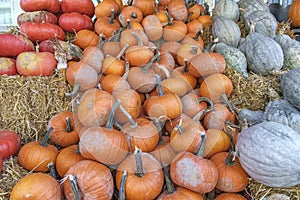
xmin=289 ymin=0 xmax=300 ymax=27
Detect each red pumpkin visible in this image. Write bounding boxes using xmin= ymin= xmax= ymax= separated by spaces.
xmin=0 ymin=130 xmax=21 ymax=159
xmin=0 ymin=33 xmax=34 ymax=57
xmin=59 ymin=12 xmax=93 ymax=32
xmin=20 ymin=22 xmax=65 ymax=42
xmin=0 ymin=57 xmax=17 ymax=76
xmin=60 ymin=0 xmax=95 ymax=17
xmin=16 ymin=51 xmax=57 ymax=76
xmin=17 ymin=11 xmax=58 ymax=25
xmin=20 ymin=0 xmax=61 ymax=13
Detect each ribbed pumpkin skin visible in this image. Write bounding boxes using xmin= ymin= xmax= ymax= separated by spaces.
xmin=215 ymin=193 xmax=247 ymax=200
xmin=245 ymin=10 xmax=277 ymax=38
xmin=239 ymin=32 xmax=283 ymax=76
xmin=212 ymin=16 xmax=241 ymax=48
xmin=275 ymin=34 xmax=300 ymax=70
xmin=262 ymin=99 xmax=300 ymax=134
xmin=280 ymin=68 xmax=300 ymax=111
xmin=236 ymin=121 xmax=300 ymax=187
xmin=214 ymin=43 xmax=248 ymax=77
xmin=238 ymin=0 xmax=270 ymax=20
xmin=213 ymin=0 xmax=240 ymax=22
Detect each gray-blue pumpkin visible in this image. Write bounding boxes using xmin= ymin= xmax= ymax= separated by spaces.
xmin=239 ymin=32 xmax=284 ymax=76
xmin=238 ymin=0 xmax=270 ymax=20
xmin=212 ymin=16 xmax=241 ymax=48
xmin=236 ymin=121 xmax=300 ymax=187
xmin=212 ymin=0 xmax=240 ymax=22
xmin=275 ymin=34 xmax=300 ymax=70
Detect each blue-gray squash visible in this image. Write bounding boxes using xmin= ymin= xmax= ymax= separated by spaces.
xmin=238 ymin=108 xmax=264 ymax=126
xmin=214 ymin=42 xmax=248 ymax=77
xmin=212 ymin=0 xmax=240 ymax=22
xmin=236 ymin=121 xmax=300 ymax=187
xmin=275 ymin=34 xmax=300 ymax=70
xmin=262 ymin=99 xmax=300 ymax=133
xmin=244 ymin=10 xmax=278 ymax=38
xmin=269 ymin=3 xmax=290 ymax=22
xmin=212 ymin=16 xmax=241 ymax=48
xmin=238 ymin=32 xmax=284 ymax=76
xmin=238 ymin=0 xmax=270 ymax=20
xmin=280 ymin=68 xmax=300 ymax=111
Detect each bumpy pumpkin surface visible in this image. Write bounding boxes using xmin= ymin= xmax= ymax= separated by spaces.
xmin=214 ymin=42 xmax=248 ymax=77
xmin=213 ymin=0 xmax=240 ymax=22
xmin=212 ymin=16 xmax=241 ymax=48
xmin=238 ymin=0 xmax=270 ymax=20
xmin=275 ymin=34 xmax=300 ymax=70
xmin=239 ymin=32 xmax=283 ymax=75
xmin=236 ymin=121 xmax=300 ymax=187
xmin=281 ymin=68 xmax=300 ymax=110
xmin=245 ymin=10 xmax=277 ymax=38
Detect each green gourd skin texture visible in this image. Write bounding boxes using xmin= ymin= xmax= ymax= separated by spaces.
xmin=212 ymin=0 xmax=240 ymax=22
xmin=214 ymin=42 xmax=248 ymax=77
xmin=275 ymin=34 xmax=300 ymax=70
xmin=245 ymin=10 xmax=278 ymax=38
xmin=238 ymin=32 xmax=284 ymax=76
xmin=212 ymin=16 xmax=241 ymax=48
xmin=281 ymin=67 xmax=300 ymax=111
xmin=236 ymin=121 xmax=300 ymax=188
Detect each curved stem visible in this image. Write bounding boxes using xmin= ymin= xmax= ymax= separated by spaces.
xmin=173 ymin=117 xmax=185 ymax=135
xmin=182 ymin=60 xmax=189 ymax=73
xmin=109 ymin=9 xmax=115 ymax=24
xmin=197 ymin=97 xmax=214 ymax=111
xmin=203 ymin=38 xmax=218 ymax=53
xmin=106 ymin=99 xmax=121 ymax=129
xmin=65 ymin=83 xmax=80 ymax=97
xmin=131 ymin=31 xmax=143 ymax=46
xmin=163 ymin=165 xmax=176 ymax=194
xmin=69 ymin=175 xmax=82 ymax=200
xmin=186 ymin=11 xmax=193 ymax=23
xmin=155 ymin=73 xmax=164 ymax=96
xmin=142 ymin=51 xmax=160 ymax=73
xmin=134 ymin=147 xmax=145 ymax=177
xmin=48 ymin=162 xmax=58 ymax=180
xmin=220 ymin=94 xmax=234 ymax=113
xmin=195 ymin=131 xmax=206 ymax=157
xmin=225 ymin=151 xmax=236 ymax=166
xmin=119 ymin=170 xmax=127 ymax=200
xmin=40 ymin=127 xmax=53 ymax=147
xmin=119 ymin=104 xmax=138 ymax=128
xmin=65 ymin=117 xmax=73 ymax=132
xmin=157 ymin=64 xmax=170 ymax=78
xmin=116 ymin=44 xmax=129 ymax=60
xmin=165 ymin=10 xmax=173 ymax=26
xmin=121 ymin=60 xmax=130 ymax=80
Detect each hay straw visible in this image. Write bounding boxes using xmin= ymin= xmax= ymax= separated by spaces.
xmin=248 ymin=179 xmax=300 ymax=200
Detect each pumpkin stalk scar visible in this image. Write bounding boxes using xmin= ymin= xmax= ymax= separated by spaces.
xmin=134 ymin=146 xmax=145 ymax=177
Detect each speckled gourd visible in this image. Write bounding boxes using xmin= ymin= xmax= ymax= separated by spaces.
xmin=238 ymin=109 xmax=264 ymax=126
xmin=214 ymin=42 xmax=248 ymax=77
xmin=238 ymin=32 xmax=283 ymax=76
xmin=238 ymin=0 xmax=270 ymax=20
xmin=262 ymin=99 xmax=300 ymax=133
xmin=212 ymin=16 xmax=241 ymax=48
xmin=213 ymin=0 xmax=240 ymax=22
xmin=244 ymin=10 xmax=278 ymax=38
xmin=280 ymin=67 xmax=300 ymax=111
xmin=236 ymin=121 xmax=300 ymax=187
xmin=275 ymin=34 xmax=300 ymax=70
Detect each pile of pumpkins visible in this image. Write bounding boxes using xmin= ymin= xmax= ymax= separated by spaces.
xmin=1 ymin=0 xmax=300 ymax=199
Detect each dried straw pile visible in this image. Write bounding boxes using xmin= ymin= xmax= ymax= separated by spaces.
xmin=0 ymin=69 xmax=71 ymax=199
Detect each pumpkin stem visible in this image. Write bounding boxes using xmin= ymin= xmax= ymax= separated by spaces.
xmin=142 ymin=51 xmax=160 ymax=73
xmin=193 ymin=29 xmax=203 ymax=41
xmin=165 ymin=10 xmax=174 ymax=26
xmin=155 ymin=73 xmax=165 ymax=96
xmin=203 ymin=38 xmax=218 ymax=53
xmin=106 ymin=99 xmax=121 ymax=129
xmin=116 ymin=43 xmax=129 ymax=60
xmin=157 ymin=64 xmax=170 ymax=78
xmin=182 ymin=60 xmax=189 ymax=73
xmin=186 ymin=11 xmax=194 ymax=23
xmin=48 ymin=162 xmax=58 ymax=180
xmin=98 ymin=33 xmax=105 ymax=49
xmin=195 ymin=131 xmax=206 ymax=157
xmin=220 ymin=94 xmax=235 ymax=113
xmin=134 ymin=146 xmax=145 ymax=177
xmin=131 ymin=31 xmax=143 ymax=46
xmin=65 ymin=117 xmax=73 ymax=132
xmin=40 ymin=127 xmax=53 ymax=147
xmin=173 ymin=117 xmax=185 ymax=135
xmin=190 ymin=45 xmax=199 ymax=55
xmin=119 ymin=104 xmax=138 ymax=128
xmin=225 ymin=151 xmax=237 ymax=166
xmin=69 ymin=175 xmax=82 ymax=200
xmin=65 ymin=83 xmax=80 ymax=97
xmin=121 ymin=60 xmax=130 ymax=80
xmin=75 ymin=145 xmax=81 ymax=154
xmin=163 ymin=165 xmax=176 ymax=194
xmin=119 ymin=170 xmax=127 ymax=200
xmin=109 ymin=9 xmax=115 ymax=24
xmin=127 ymin=0 xmax=133 ymax=6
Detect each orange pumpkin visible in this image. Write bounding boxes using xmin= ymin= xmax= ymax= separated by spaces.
xmin=215 ymin=193 xmax=247 ymax=200
xmin=203 ymin=129 xmax=231 ymax=158
xmin=288 ymin=0 xmax=300 ymax=27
